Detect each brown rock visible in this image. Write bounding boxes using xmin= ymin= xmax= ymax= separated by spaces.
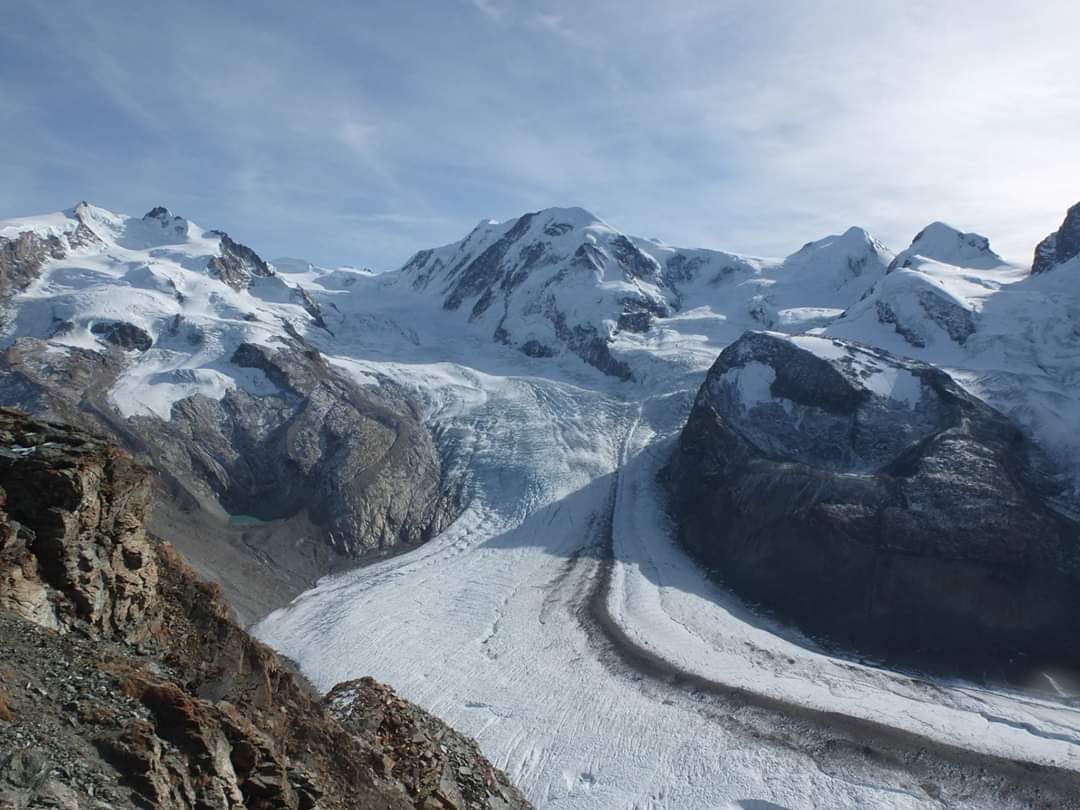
xmin=0 ymin=409 xmax=528 ymax=810
xmin=0 ymin=408 xmax=159 ymax=642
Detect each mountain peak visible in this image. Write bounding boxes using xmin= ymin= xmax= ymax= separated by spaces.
xmin=1031 ymin=201 xmax=1080 ymax=274
xmin=519 ymin=206 xmax=606 ymax=236
xmin=70 ymin=200 xmax=120 ymax=223
xmin=841 ymin=225 xmax=871 ymax=240
xmin=889 ymin=221 xmax=1001 ymax=271
xmin=143 ymin=205 xmax=173 ymax=221
xmin=787 ymin=225 xmax=888 ymax=264
xmin=534 ymin=205 xmax=599 ymax=223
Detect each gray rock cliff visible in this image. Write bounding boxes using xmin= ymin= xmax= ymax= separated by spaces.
xmin=664 ymin=330 xmax=1080 ymax=678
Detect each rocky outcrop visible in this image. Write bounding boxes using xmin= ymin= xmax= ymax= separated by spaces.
xmin=543 ymin=304 xmax=632 ymax=381
xmin=327 ymin=679 xmax=528 ymax=810
xmin=0 ymin=232 xmax=62 ymax=300
xmin=663 ymin=331 xmax=1080 ymax=678
xmin=616 ymin=297 xmax=669 ymax=334
xmin=871 ymin=285 xmax=976 ymax=348
xmin=1032 ymin=201 xmax=1080 ymax=273
xmin=0 ymin=204 xmax=105 ymax=301
xmin=0 ymin=408 xmax=531 ymax=810
xmin=0 ymin=408 xmax=158 ymax=642
xmin=90 ymin=321 xmax=153 ymax=351
xmin=207 ymin=232 xmax=274 ymax=290
xmin=292 ymin=285 xmax=331 ymax=334
xmin=149 ymin=333 xmax=453 ymax=555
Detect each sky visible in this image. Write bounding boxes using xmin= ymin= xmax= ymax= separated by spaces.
xmin=2 ymin=0 xmax=1078 ymax=269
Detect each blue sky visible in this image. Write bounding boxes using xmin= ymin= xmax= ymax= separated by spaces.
xmin=2 ymin=0 xmax=1078 ymax=269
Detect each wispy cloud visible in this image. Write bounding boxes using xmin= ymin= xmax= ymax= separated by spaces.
xmin=1 ymin=0 xmax=1077 ymax=267
xmin=471 ymin=0 xmax=506 ymax=21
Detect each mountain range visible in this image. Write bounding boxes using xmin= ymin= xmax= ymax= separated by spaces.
xmin=2 ymin=198 xmax=1080 ymax=809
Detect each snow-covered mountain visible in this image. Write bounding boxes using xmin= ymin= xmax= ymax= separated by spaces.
xmin=826 ymin=220 xmax=1080 ymax=494
xmin=395 ymin=206 xmax=893 ymax=379
xmin=0 ymin=202 xmax=453 ymax=623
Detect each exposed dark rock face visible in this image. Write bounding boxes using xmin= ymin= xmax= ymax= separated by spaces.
xmin=609 ymin=234 xmax=660 ymax=281
xmin=1032 ymin=201 xmax=1080 ymax=274
xmin=616 ymin=309 xmax=652 ymax=334
xmin=292 ymin=284 xmax=332 ymax=334
xmin=916 ymin=288 xmax=976 ymax=343
xmin=0 ymin=409 xmax=531 ymax=810
xmin=208 ymin=337 xmax=452 ymax=553
xmin=0 ymin=331 xmax=455 ymax=620
xmin=142 ymin=205 xmax=191 ymax=240
xmin=873 ymin=290 xmax=975 ymax=348
xmin=90 ymin=320 xmax=153 ymax=351
xmin=0 ymin=208 xmax=102 ymax=300
xmin=0 ymin=408 xmax=157 ymax=641
xmin=874 ymin=300 xmax=926 ymax=347
xmin=0 ymin=232 xmax=62 ymax=299
xmin=543 ymin=221 xmax=573 ymax=237
xmin=545 ymin=304 xmax=632 ymax=381
xmin=442 ymin=213 xmax=538 ymax=313
xmin=664 ymin=331 xmax=1080 ymax=678
xmin=207 ymin=232 xmax=274 ymax=290
xmin=616 ymin=297 xmax=669 ymax=334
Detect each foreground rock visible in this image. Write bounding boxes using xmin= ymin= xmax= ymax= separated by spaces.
xmin=664 ymin=331 xmax=1080 ymax=679
xmin=0 ymin=408 xmax=156 ymax=640
xmin=0 ymin=407 xmax=531 ymax=810
xmin=327 ymin=679 xmax=524 ymax=810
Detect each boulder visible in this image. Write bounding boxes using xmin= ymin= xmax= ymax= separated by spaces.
xmin=90 ymin=320 xmax=153 ymax=351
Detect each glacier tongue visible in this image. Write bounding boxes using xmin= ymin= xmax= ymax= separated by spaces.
xmin=252 ymin=292 xmax=1080 ymax=809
